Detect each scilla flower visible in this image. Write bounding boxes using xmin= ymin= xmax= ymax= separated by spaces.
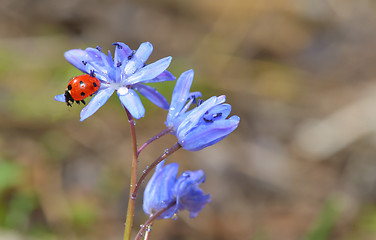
xmin=55 ymin=42 xmax=175 ymax=121
xmin=165 ymin=69 xmax=240 ymax=151
xmin=143 ymin=160 xmax=210 ymax=219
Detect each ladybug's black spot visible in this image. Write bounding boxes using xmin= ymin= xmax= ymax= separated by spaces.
xmin=93 ymin=82 xmax=97 ymax=87
xmin=81 ymin=92 xmax=85 ymax=96
xmin=79 ymin=81 xmax=84 ymax=85
xmin=68 ymin=84 xmax=72 ymax=90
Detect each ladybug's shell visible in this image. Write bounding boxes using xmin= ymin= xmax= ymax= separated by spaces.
xmin=66 ymin=75 xmax=101 ymax=101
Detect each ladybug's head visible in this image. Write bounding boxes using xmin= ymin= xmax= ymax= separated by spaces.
xmin=64 ymin=90 xmax=74 ymax=107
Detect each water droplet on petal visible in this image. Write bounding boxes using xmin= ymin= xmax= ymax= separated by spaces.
xmin=118 ymin=87 xmax=129 ymax=95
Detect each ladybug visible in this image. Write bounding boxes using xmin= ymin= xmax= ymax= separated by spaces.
xmin=64 ymin=73 xmax=101 ymax=107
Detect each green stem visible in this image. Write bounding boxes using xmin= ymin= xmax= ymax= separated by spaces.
xmin=123 ymin=107 xmax=138 ymax=240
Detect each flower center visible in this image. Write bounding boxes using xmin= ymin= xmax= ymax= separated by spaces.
xmin=203 ymin=112 xmax=222 ymax=123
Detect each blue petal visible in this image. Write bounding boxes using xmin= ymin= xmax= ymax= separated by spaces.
xmin=83 ymin=48 xmax=113 ymax=82
xmin=54 ymin=94 xmax=65 ymax=102
xmin=167 ymin=70 xmax=195 ymax=124
xmin=142 ymin=70 xmax=176 ymax=83
xmin=143 ymin=161 xmax=179 ymax=218
xmin=200 ymin=103 xmax=232 ymax=124
xmin=117 ymin=88 xmax=145 ymax=119
xmin=177 ymin=91 xmax=203 ymax=118
xmin=112 ymin=42 xmax=133 ymax=67
xmin=126 ymin=56 xmax=172 ymax=85
xmin=65 ymin=49 xmax=111 ymax=82
xmin=174 ymin=170 xmax=211 ymax=218
xmin=124 ymin=42 xmax=153 ymax=75
xmin=87 ymin=48 xmax=113 ymax=66
xmin=85 ymin=47 xmax=111 ymax=67
xmin=180 ymin=187 xmax=211 ymax=218
xmin=64 ymin=49 xmax=89 ymax=73
xmin=133 ymin=84 xmax=169 ymax=109
xmin=80 ymin=87 xmax=115 ymax=121
xmin=187 ymin=91 xmax=202 ymax=100
xmin=175 ymin=170 xmax=206 ymax=195
xmin=176 ymin=96 xmax=219 ymax=139
xmin=179 ymin=115 xmax=240 ymax=151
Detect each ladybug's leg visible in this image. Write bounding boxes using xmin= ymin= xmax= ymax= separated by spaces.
xmin=89 ymin=70 xmax=96 ymax=77
xmin=81 ymin=100 xmax=86 ymax=105
xmin=76 ymin=100 xmax=80 ymax=105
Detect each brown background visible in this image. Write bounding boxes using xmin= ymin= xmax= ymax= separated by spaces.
xmin=1 ymin=0 xmax=376 ymax=239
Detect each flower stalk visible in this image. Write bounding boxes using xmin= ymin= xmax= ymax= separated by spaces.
xmin=132 ymin=143 xmax=181 ymax=200
xmin=123 ymin=106 xmax=139 ymax=240
xmin=134 ymin=201 xmax=176 ymax=240
xmin=137 ymin=128 xmax=173 ymax=156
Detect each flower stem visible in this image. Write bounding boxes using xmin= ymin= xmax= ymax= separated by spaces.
xmin=143 ymin=224 xmax=152 ymax=240
xmin=123 ymin=107 xmax=138 ymax=240
xmin=137 ymin=128 xmax=172 ymax=156
xmin=134 ymin=201 xmax=176 ymax=240
xmin=132 ymin=143 xmax=181 ymax=200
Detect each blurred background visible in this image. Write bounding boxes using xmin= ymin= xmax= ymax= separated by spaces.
xmin=1 ymin=0 xmax=376 ymax=239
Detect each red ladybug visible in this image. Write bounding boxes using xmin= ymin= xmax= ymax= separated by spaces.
xmin=64 ymin=74 xmax=101 ymax=107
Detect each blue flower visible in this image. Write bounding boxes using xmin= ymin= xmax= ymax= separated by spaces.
xmin=165 ymin=69 xmax=240 ymax=151
xmin=55 ymin=42 xmax=175 ymax=121
xmin=143 ymin=160 xmax=210 ymax=219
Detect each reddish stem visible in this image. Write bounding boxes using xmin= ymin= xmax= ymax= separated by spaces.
xmin=137 ymin=128 xmax=172 ymax=156
xmin=131 ymin=143 xmax=181 ymax=200
xmin=134 ymin=201 xmax=176 ymax=240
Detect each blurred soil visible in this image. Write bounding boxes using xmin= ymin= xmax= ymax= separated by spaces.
xmin=1 ymin=0 xmax=376 ymax=239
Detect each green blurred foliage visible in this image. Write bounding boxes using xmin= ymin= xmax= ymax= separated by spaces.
xmin=0 ymin=160 xmax=23 ymax=194
xmin=69 ymin=200 xmax=98 ymax=231
xmin=303 ymin=200 xmax=340 ymax=240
